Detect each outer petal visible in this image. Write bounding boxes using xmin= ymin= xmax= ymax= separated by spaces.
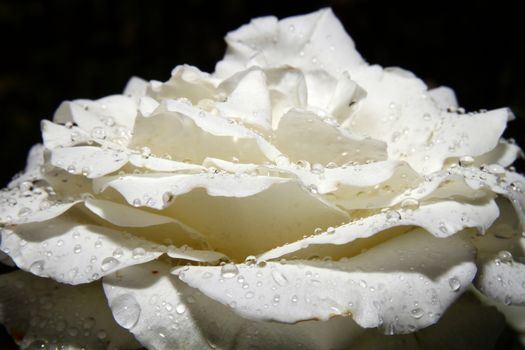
xmin=351 ymin=293 xmax=507 ymax=350
xmin=348 ymin=66 xmax=511 ymax=174
xmin=0 ymin=211 xmax=163 ymax=284
xmin=258 ymin=199 xmax=498 ymax=261
xmin=103 ymin=260 xmax=364 ymax=350
xmin=0 ymin=270 xmax=140 ymax=349
xmin=175 ymin=230 xmax=477 ymax=334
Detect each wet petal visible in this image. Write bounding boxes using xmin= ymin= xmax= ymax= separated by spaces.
xmin=216 ymin=68 xmax=272 ymax=129
xmin=274 ymin=109 xmax=387 ymax=165
xmin=93 ymin=172 xmax=290 ymax=210
xmin=48 ymin=146 xmax=128 ymax=178
xmin=175 ymin=230 xmax=476 ymax=334
xmin=0 ymin=211 xmax=163 ymax=284
xmin=215 ymin=8 xmax=364 ymax=79
xmin=259 ymin=199 xmax=498 ymax=261
xmin=0 ymin=270 xmax=140 ymax=349
xmin=103 ymin=260 xmax=364 ymax=350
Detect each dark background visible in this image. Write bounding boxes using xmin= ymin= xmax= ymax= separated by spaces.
xmin=0 ymin=0 xmax=524 ymax=348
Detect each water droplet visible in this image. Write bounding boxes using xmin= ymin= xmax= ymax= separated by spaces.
xmin=410 ymin=308 xmax=424 ymax=319
xmin=245 ymin=291 xmax=255 ymax=299
xmin=18 ymin=207 xmax=32 ymax=218
xmin=27 ymin=340 xmax=48 ymax=349
xmin=459 ymin=156 xmax=474 ymax=166
xmin=202 ymin=271 xmax=213 ymax=279
xmin=113 ymin=248 xmax=124 ymax=258
xmin=83 ymin=317 xmax=95 ymax=329
xmin=385 ymin=209 xmax=401 ymax=222
xmin=306 ymin=184 xmax=318 ymax=194
xmin=439 ymin=223 xmax=448 ymax=234
xmin=91 ymin=127 xmax=106 ymax=139
xmin=132 ymin=198 xmax=141 ymax=207
xmin=497 ymin=250 xmax=513 ymax=264
xmin=401 ymin=198 xmax=420 ymax=211
xmin=111 ymin=294 xmax=141 ymax=329
xmin=73 ymin=244 xmax=82 ymax=254
xmin=29 ymin=260 xmax=45 ymax=276
xmin=94 ymin=240 xmax=102 ymax=248
xmin=423 ymin=113 xmax=432 ymax=121
xmin=448 ymin=277 xmax=461 ymax=292
xmin=291 ymin=295 xmax=298 ymax=303
xmin=66 ymin=164 xmax=77 ymax=174
xmin=359 ymin=280 xmax=367 ymax=288
xmin=140 ymin=146 xmax=152 ymax=158
xmin=101 ymin=257 xmax=120 ymax=272
xmin=273 ymin=295 xmax=280 ymax=304
xmin=175 ymin=303 xmax=186 ymax=314
xmin=486 ymin=164 xmax=505 ymax=175
xmin=132 ymin=247 xmax=146 ymax=259
xmin=271 ymin=270 xmax=289 ymax=286
xmin=221 ymin=263 xmax=239 ymax=278
xmin=311 ymin=163 xmax=324 ymax=174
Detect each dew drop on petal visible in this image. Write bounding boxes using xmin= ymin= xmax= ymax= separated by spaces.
xmin=400 ymin=198 xmax=420 ymax=211
xmin=132 ymin=247 xmax=146 ymax=259
xmin=73 ymin=244 xmax=82 ymax=254
xmin=221 ymin=263 xmax=239 ymax=279
xmin=448 ymin=277 xmax=461 ymax=292
xmin=410 ymin=308 xmax=424 ymax=319
xmin=110 ymin=294 xmax=141 ymax=329
xmin=101 ymin=257 xmax=120 ymax=272
xmin=29 ymin=260 xmax=45 ymax=276
xmin=175 ymin=303 xmax=186 ymax=315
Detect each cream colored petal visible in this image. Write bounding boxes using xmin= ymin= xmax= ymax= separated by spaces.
xmin=428 ymin=86 xmax=458 ymax=109
xmin=103 ymin=260 xmax=364 ymax=350
xmin=175 ymin=230 xmax=476 ymax=334
xmin=274 ymin=109 xmax=387 ymax=165
xmin=348 ymin=65 xmax=511 ymax=174
xmin=0 ymin=211 xmax=163 ymax=284
xmin=215 ymin=8 xmax=364 ymax=79
xmin=0 ymin=270 xmax=140 ymax=349
xmin=93 ymin=172 xmax=289 ymax=210
xmin=216 ymin=68 xmax=272 ymax=129
xmin=163 ymin=181 xmax=348 ymax=261
xmin=48 ymin=146 xmax=128 ymax=178
xmin=259 ymin=199 xmax=498 ymax=261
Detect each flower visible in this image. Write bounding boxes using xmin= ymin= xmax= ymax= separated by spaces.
xmin=1 ymin=7 xmax=524 ymax=349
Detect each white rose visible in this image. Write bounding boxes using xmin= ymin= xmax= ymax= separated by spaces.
xmin=1 ymin=8 xmax=524 ymax=349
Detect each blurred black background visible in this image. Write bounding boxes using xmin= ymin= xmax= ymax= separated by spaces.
xmin=0 ymin=0 xmax=524 ymax=348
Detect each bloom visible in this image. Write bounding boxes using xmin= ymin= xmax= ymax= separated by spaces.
xmin=1 ymin=6 xmax=525 ymax=348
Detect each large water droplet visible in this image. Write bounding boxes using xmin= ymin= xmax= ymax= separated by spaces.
xmin=385 ymin=209 xmax=401 ymax=222
xmin=110 ymin=294 xmax=141 ymax=329
xmin=497 ymin=250 xmax=513 ymax=264
xmin=401 ymin=198 xmax=420 ymax=211
xmin=271 ymin=270 xmax=289 ymax=286
xmin=132 ymin=247 xmax=146 ymax=259
xmin=448 ymin=277 xmax=461 ymax=292
xmin=221 ymin=263 xmax=239 ymax=278
xmin=29 ymin=260 xmax=45 ymax=276
xmin=175 ymin=303 xmax=186 ymax=314
xmin=73 ymin=244 xmax=82 ymax=254
xmin=410 ymin=308 xmax=424 ymax=319
xmin=101 ymin=257 xmax=120 ymax=272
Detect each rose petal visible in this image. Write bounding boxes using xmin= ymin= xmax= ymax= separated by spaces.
xmin=258 ymin=199 xmax=498 ymax=261
xmin=0 ymin=210 xmax=163 ymax=284
xmin=129 ymin=100 xmax=281 ymax=164
xmin=7 ymin=144 xmax=45 ymax=188
xmin=123 ymin=76 xmax=148 ymax=99
xmin=175 ymin=229 xmax=477 ymax=334
xmin=48 ymin=146 xmax=128 ymax=178
xmin=149 ymin=64 xmax=219 ymax=104
xmin=428 ymin=86 xmax=458 ymax=109
xmin=166 ymin=245 xmax=227 ymax=263
xmin=128 ymin=153 xmax=204 ymax=172
xmin=0 ymin=270 xmax=140 ymax=349
xmin=348 ymin=65 xmax=512 ymax=174
xmin=93 ymin=172 xmax=290 ymax=210
xmin=84 ymin=198 xmax=175 ymax=227
xmin=274 ymin=109 xmax=387 ymax=165
xmin=162 ymin=181 xmax=348 ymax=260
xmin=216 ymin=68 xmax=272 ymax=129
xmin=352 ymin=293 xmax=506 ymax=350
xmin=103 ymin=260 xmax=364 ymax=350
xmin=215 ymin=8 xmax=364 ymax=80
